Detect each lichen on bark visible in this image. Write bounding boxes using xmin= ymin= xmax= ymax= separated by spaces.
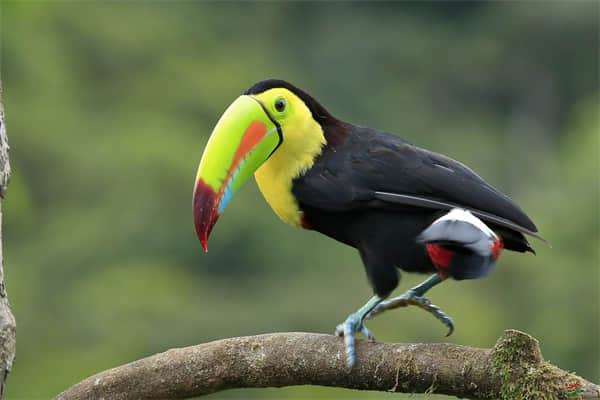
xmin=0 ymin=80 xmax=16 ymax=399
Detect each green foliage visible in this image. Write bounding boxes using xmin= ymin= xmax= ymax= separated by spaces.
xmin=1 ymin=2 xmax=598 ymax=399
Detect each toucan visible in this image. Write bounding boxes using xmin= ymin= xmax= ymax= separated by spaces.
xmin=192 ymin=79 xmax=547 ymax=367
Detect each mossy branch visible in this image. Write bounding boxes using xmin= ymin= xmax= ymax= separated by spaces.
xmin=55 ymin=330 xmax=598 ymax=400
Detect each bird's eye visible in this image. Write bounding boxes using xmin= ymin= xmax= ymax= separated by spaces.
xmin=274 ymin=98 xmax=286 ymax=112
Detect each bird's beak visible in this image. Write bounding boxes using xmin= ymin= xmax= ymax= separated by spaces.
xmin=193 ymin=95 xmax=281 ymax=251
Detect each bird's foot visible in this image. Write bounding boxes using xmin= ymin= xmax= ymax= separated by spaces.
xmin=334 ymin=312 xmax=374 ymax=368
xmin=366 ymin=289 xmax=454 ymax=336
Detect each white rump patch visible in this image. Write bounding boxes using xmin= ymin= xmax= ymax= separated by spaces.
xmin=434 ymin=208 xmax=497 ymax=239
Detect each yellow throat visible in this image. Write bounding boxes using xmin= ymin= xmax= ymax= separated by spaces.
xmin=252 ymin=89 xmax=326 ymax=227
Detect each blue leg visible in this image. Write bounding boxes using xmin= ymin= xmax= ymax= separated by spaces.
xmin=366 ymin=274 xmax=454 ymax=336
xmin=334 ymin=295 xmax=384 ymax=368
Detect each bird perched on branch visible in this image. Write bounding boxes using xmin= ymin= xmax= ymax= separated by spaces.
xmin=192 ymin=79 xmax=547 ymax=367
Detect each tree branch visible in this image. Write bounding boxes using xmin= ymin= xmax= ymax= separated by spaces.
xmin=0 ymin=80 xmax=16 ymax=399
xmin=56 ymin=329 xmax=598 ymax=400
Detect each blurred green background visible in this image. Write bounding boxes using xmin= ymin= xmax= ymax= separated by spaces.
xmin=1 ymin=1 xmax=598 ymax=399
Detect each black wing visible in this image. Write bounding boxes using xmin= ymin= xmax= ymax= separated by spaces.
xmin=292 ymin=124 xmax=547 ymax=245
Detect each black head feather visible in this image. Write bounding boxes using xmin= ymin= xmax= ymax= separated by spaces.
xmin=244 ymin=79 xmax=335 ymax=125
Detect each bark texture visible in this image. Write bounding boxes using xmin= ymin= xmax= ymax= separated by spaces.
xmin=56 ymin=330 xmax=598 ymax=400
xmin=0 ymin=81 xmax=16 ymax=399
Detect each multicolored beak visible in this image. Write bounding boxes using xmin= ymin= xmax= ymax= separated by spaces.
xmin=193 ymin=95 xmax=281 ymax=251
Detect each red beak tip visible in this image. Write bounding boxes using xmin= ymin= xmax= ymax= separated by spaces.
xmin=193 ymin=178 xmax=220 ymax=254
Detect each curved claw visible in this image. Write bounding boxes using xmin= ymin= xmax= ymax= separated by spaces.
xmin=446 ymin=321 xmax=454 ymax=337
xmin=440 ymin=313 xmax=454 ymax=336
xmin=421 ymin=300 xmax=454 ymax=336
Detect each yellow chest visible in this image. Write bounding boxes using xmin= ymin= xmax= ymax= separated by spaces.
xmin=255 ymin=158 xmax=304 ymax=227
xmin=253 ymin=125 xmax=325 ymax=228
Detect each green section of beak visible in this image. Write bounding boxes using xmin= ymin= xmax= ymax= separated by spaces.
xmin=196 ymin=95 xmax=280 ymax=195
xmin=193 ymin=95 xmax=281 ymax=249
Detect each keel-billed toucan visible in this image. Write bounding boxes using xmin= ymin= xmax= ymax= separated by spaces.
xmin=192 ymin=79 xmax=547 ymax=367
